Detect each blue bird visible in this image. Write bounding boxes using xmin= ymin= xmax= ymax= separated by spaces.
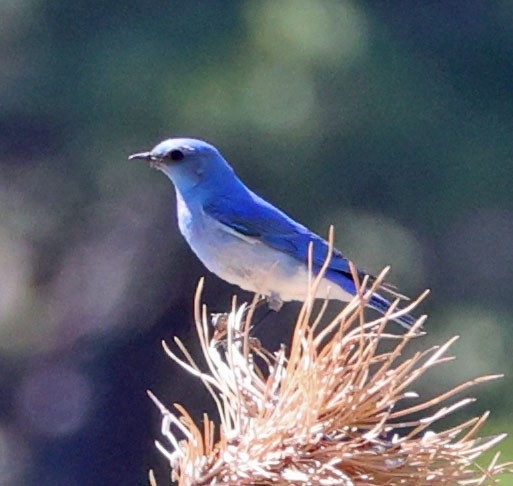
xmin=129 ymin=138 xmax=415 ymax=329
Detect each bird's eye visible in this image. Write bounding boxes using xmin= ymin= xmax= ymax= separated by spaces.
xmin=168 ymin=149 xmax=185 ymax=162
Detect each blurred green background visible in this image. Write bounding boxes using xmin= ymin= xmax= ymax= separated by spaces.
xmin=1 ymin=0 xmax=513 ymax=484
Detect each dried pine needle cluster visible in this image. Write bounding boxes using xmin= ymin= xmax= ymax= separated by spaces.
xmin=149 ymin=258 xmax=510 ymax=485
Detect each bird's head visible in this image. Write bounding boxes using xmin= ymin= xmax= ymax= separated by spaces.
xmin=129 ymin=138 xmax=233 ymax=193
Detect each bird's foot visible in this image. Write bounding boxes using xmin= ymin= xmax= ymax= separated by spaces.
xmin=211 ymin=311 xmax=263 ymax=350
xmin=211 ymin=312 xmax=230 ymax=333
xmin=242 ymin=293 xmax=282 ymax=332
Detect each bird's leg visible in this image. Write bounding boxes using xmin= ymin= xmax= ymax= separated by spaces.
xmin=267 ymin=292 xmax=283 ymax=312
xmin=250 ymin=292 xmax=282 ymax=332
xmin=251 ymin=308 xmax=273 ymax=332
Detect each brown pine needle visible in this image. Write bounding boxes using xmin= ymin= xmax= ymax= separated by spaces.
xmin=149 ymin=238 xmax=511 ymax=485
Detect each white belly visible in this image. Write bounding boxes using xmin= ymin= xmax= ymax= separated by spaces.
xmin=177 ymin=196 xmax=351 ymax=303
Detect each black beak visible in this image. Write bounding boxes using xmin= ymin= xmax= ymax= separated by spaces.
xmin=128 ymin=151 xmax=152 ymax=161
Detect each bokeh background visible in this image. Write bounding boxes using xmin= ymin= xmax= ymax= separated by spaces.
xmin=1 ymin=0 xmax=513 ymax=484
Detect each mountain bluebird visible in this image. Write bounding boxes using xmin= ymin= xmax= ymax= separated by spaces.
xmin=129 ymin=138 xmax=415 ymax=329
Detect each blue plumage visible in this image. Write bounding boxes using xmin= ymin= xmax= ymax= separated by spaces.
xmin=129 ymin=138 xmax=416 ymax=329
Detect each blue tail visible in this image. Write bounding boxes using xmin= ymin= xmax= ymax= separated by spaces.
xmin=324 ymin=268 xmax=417 ymax=330
xmin=369 ymin=293 xmax=417 ymax=330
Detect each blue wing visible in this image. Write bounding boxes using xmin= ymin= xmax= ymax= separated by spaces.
xmin=203 ymin=193 xmax=361 ymax=287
